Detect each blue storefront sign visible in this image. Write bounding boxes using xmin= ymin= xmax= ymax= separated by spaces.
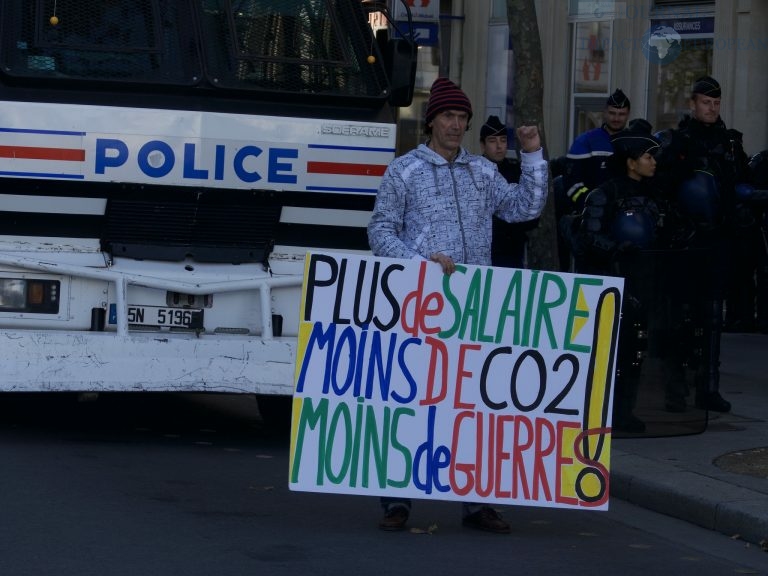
xmin=393 ymin=20 xmax=439 ymax=46
xmin=652 ymin=17 xmax=714 ymax=37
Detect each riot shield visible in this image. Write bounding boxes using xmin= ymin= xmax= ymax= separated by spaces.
xmin=612 ymin=248 xmax=712 ymax=437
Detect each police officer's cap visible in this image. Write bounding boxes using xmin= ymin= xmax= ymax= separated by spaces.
xmin=606 ymin=89 xmax=630 ymax=109
xmin=627 ymin=118 xmax=652 ymax=134
xmin=692 ymin=76 xmax=721 ymax=98
xmin=610 ymin=122 xmax=659 ymax=159
xmin=480 ymin=115 xmax=507 ymax=141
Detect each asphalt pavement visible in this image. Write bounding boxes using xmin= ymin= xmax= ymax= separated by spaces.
xmin=611 ymin=332 xmax=768 ymax=548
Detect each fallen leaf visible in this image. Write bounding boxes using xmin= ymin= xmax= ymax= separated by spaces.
xmin=409 ymin=523 xmax=438 ymax=535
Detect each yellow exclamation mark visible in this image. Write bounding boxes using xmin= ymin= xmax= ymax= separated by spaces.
xmin=576 ymin=287 xmax=621 ymax=504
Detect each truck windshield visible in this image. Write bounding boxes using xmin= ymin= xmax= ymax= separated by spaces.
xmin=1 ymin=0 xmax=388 ymax=99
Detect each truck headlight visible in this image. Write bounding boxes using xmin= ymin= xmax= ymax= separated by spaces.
xmin=0 ymin=278 xmax=60 ymax=313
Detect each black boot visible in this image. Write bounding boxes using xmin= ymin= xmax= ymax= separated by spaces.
xmin=613 ymin=374 xmax=645 ymax=433
xmin=696 ymin=390 xmax=731 ymax=412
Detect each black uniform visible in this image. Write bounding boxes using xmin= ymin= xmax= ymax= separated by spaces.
xmin=748 ymin=151 xmax=768 ymax=333
xmin=576 ymin=176 xmax=663 ymax=273
xmin=479 ymin=114 xmax=539 ymax=270
xmin=655 ymin=113 xmax=752 ymax=412
xmin=576 ymin=174 xmax=667 ymax=433
xmin=490 ymin=157 xmax=537 ymax=268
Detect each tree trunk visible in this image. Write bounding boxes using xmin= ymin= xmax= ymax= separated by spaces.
xmin=506 ymin=0 xmax=559 ymax=272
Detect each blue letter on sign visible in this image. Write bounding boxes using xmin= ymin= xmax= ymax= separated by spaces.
xmin=138 ymin=140 xmax=175 ymax=178
xmin=95 ymin=139 xmax=129 ymax=174
xmin=269 ymin=148 xmax=298 ymax=184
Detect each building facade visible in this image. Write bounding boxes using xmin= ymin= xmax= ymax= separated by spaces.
xmin=397 ymin=0 xmax=768 ymax=159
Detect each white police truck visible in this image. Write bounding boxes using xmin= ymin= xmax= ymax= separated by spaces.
xmin=0 ymin=0 xmax=415 ymax=416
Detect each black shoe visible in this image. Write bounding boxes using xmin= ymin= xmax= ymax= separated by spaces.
xmin=462 ymin=507 xmax=511 ymax=534
xmin=379 ymin=506 xmax=409 ymax=531
xmin=696 ymin=391 xmax=731 ymax=413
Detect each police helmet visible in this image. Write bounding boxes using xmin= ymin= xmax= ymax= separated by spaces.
xmin=611 ymin=209 xmax=655 ymax=249
xmin=653 ymin=128 xmax=674 ymax=149
xmin=735 ymin=182 xmax=755 ymax=200
xmin=677 ymin=170 xmax=720 ymax=225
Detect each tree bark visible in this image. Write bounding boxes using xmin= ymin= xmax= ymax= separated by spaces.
xmin=507 ymin=0 xmax=559 ymax=272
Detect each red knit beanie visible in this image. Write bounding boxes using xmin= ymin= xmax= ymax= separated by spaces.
xmin=425 ymin=77 xmax=473 ymax=125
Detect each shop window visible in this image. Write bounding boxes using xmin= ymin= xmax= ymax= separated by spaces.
xmin=395 ymin=0 xmax=452 ymax=154
xmin=569 ymin=1 xmax=622 ymax=19
xmin=573 ymin=21 xmax=612 ymax=95
xmin=491 ymin=0 xmax=507 ymax=20
xmin=569 ymin=19 xmax=612 ymax=144
xmin=654 ymin=0 xmax=712 ymax=5
xmin=648 ymin=39 xmax=713 ymax=132
xmin=571 ymin=96 xmax=609 ymax=142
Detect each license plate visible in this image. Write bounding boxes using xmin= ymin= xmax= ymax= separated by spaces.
xmin=108 ymin=305 xmax=203 ymax=328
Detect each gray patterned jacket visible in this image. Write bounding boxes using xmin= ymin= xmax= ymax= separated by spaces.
xmin=368 ymin=143 xmax=548 ymax=265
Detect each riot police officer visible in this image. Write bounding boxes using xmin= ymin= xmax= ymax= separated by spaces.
xmin=655 ymin=76 xmax=752 ymax=413
xmin=575 ymin=123 xmax=665 ymax=433
xmin=747 ymin=150 xmax=768 ymax=333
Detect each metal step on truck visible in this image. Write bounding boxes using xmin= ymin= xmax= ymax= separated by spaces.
xmin=0 ymin=0 xmax=416 ymax=420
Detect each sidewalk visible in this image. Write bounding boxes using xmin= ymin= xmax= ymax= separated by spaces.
xmin=611 ymin=332 xmax=768 ymax=547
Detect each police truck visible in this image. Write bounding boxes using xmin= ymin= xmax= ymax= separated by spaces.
xmin=0 ymin=0 xmax=416 ymax=417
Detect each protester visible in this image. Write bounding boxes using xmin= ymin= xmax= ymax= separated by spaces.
xmin=367 ymin=76 xmax=548 ymax=532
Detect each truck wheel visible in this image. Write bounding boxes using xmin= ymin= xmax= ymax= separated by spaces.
xmin=255 ymin=394 xmax=292 ymax=433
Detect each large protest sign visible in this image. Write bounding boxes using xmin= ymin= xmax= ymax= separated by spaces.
xmin=289 ymin=252 xmax=624 ymax=511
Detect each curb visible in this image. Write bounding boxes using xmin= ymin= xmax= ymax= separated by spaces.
xmin=611 ymin=451 xmax=768 ymax=546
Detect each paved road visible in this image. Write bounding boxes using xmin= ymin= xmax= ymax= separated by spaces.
xmin=0 ymin=392 xmax=766 ymax=576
